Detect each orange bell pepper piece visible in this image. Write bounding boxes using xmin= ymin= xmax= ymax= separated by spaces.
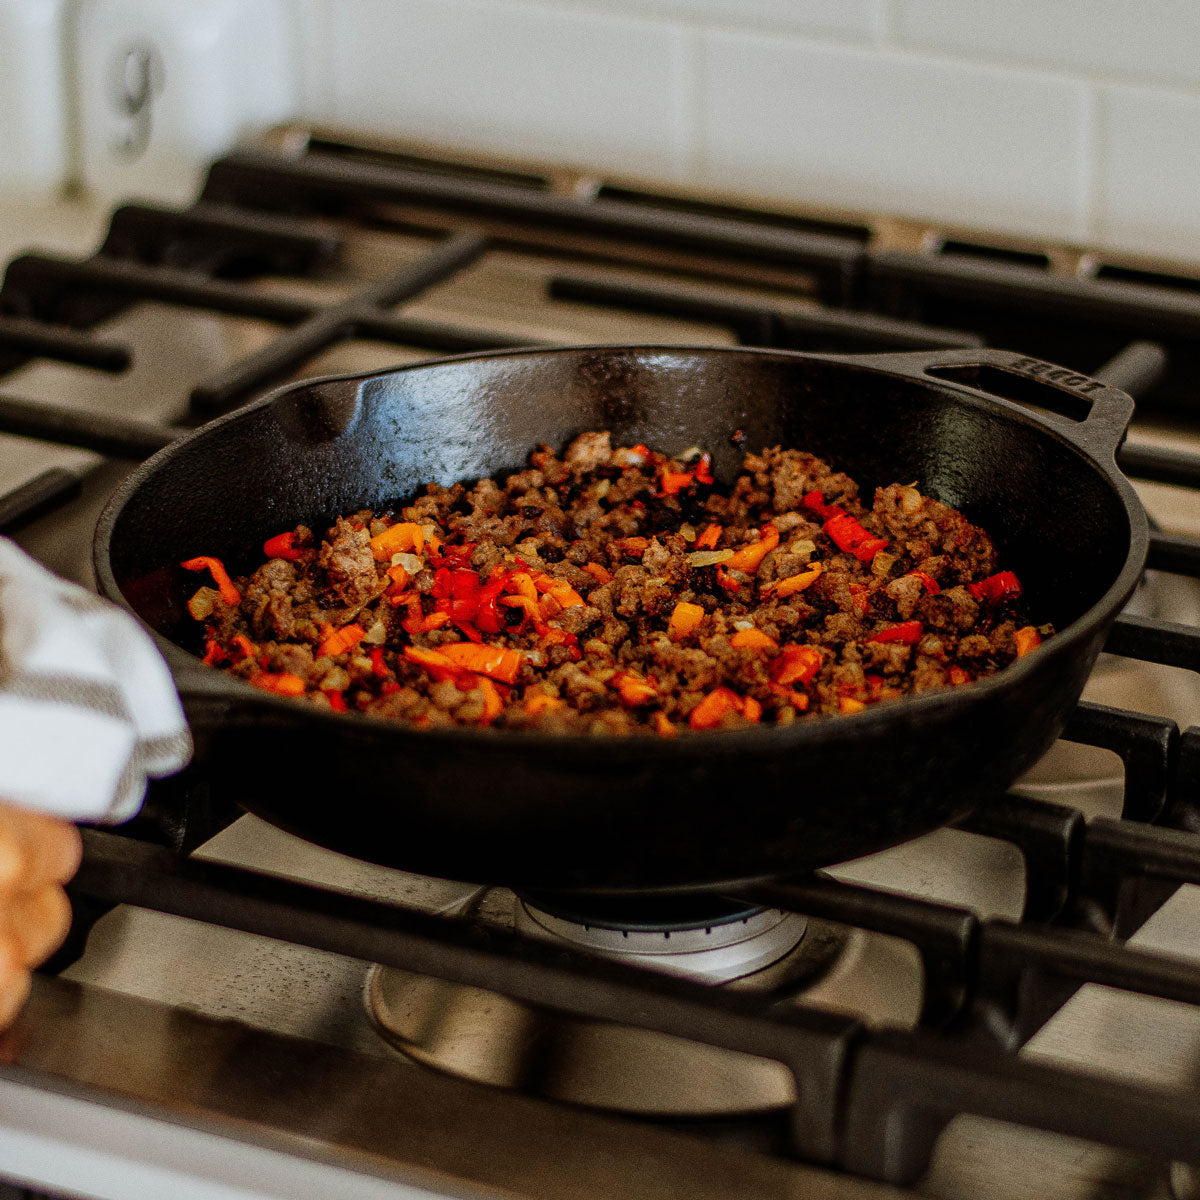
xmin=524 ymin=690 xmax=564 ymax=716
xmin=770 ymin=684 xmax=810 ymax=711
xmin=611 ymin=670 xmax=657 ymax=707
xmin=318 ymin=623 xmax=366 ymax=657
xmin=581 ymin=562 xmax=612 ymax=585
xmin=402 ymin=645 xmax=463 ymax=684
xmin=667 ymin=601 xmax=705 ymax=639
xmin=716 ymin=565 xmax=741 ymax=592
xmin=439 ymin=642 xmax=524 ymax=685
xmin=181 ymin=556 xmax=241 ymax=606
xmin=1014 ymin=626 xmax=1043 ymax=657
xmin=248 ymin=672 xmax=306 ymax=696
xmin=474 ymin=675 xmax=503 ymax=723
xmin=369 ymin=522 xmax=424 ymax=561
xmin=230 ymin=634 xmax=257 ymax=661
xmin=725 ymin=524 xmax=779 ymax=574
xmin=531 ymin=572 xmax=584 ymax=608
xmin=689 ymin=686 xmax=743 ymax=730
xmin=773 ymin=645 xmax=823 ymax=686
xmin=730 ymin=628 xmax=777 ymax=652
xmin=659 ymin=469 xmax=694 ymax=496
xmin=765 ymin=563 xmax=823 ymax=598
xmin=695 ymin=523 xmax=722 ymax=549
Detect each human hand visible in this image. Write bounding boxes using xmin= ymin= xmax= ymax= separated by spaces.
xmin=0 ymin=803 xmax=80 ymax=1028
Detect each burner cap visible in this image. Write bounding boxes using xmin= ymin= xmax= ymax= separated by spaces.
xmin=514 ymin=889 xmax=761 ymax=933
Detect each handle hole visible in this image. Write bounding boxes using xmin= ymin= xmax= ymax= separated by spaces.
xmin=925 ymin=364 xmax=1091 ymax=423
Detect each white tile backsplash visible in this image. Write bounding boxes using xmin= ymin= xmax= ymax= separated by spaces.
xmin=698 ymin=32 xmax=1090 ymax=241
xmin=8 ymin=0 xmax=1200 ymax=265
xmin=0 ymin=0 xmax=68 ymax=197
xmin=329 ymin=0 xmax=692 ymax=180
xmin=1094 ymin=85 xmax=1200 ymax=265
xmin=310 ymin=0 xmax=1200 ymax=264
xmin=895 ymin=0 xmax=1200 ymax=90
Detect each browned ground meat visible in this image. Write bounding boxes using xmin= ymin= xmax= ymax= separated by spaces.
xmin=185 ymin=434 xmax=1050 ymax=735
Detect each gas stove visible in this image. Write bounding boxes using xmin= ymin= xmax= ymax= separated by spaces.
xmin=4 ymin=129 xmax=1200 ymax=1200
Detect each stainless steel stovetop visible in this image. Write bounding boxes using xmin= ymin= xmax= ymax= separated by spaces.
xmin=3 ymin=130 xmax=1200 ymax=1200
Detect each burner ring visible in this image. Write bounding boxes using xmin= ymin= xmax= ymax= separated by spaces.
xmin=514 ymin=889 xmax=763 ymax=932
xmin=516 ymin=897 xmax=804 ymax=981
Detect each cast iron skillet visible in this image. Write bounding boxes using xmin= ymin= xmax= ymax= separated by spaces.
xmin=94 ymin=345 xmax=1146 ymax=894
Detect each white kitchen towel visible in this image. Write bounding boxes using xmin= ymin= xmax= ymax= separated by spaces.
xmin=0 ymin=538 xmax=191 ymax=822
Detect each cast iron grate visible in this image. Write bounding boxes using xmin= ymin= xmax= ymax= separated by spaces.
xmin=4 ymin=140 xmax=1200 ymax=1185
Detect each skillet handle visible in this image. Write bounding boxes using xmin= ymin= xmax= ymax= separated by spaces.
xmin=854 ymin=347 xmax=1136 ymax=463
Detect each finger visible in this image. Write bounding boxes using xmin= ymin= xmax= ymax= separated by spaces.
xmin=3 ymin=885 xmax=72 ymax=967
xmin=0 ymin=937 xmax=31 ymax=1030
xmin=0 ymin=808 xmax=81 ymax=893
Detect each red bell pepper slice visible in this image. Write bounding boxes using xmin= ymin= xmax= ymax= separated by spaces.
xmin=867 ymin=620 xmax=923 ymax=645
xmin=968 ymin=571 xmax=1022 ymax=605
xmin=824 ymin=513 xmax=888 ymax=563
xmin=803 ymin=491 xmax=843 ymax=521
xmin=262 ymin=531 xmax=302 ymax=561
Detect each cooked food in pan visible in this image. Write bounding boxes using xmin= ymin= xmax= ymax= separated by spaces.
xmin=182 ymin=432 xmax=1048 ymax=734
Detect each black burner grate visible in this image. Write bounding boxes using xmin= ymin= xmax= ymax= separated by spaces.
xmin=6 ymin=141 xmax=1200 ymax=1186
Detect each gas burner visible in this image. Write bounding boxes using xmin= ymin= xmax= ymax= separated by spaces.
xmin=365 ymin=886 xmax=920 ymax=1116
xmin=514 ymin=891 xmax=808 ymax=984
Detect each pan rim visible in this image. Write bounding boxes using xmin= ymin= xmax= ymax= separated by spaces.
xmin=93 ymin=342 xmax=1149 ymax=757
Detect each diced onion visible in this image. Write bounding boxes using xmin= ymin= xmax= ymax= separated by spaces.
xmin=187 ymin=587 xmax=218 ymax=621
xmin=790 ymin=539 xmax=816 ymax=557
xmin=361 ymin=620 xmax=387 ymax=645
xmin=871 ymin=551 xmax=896 ymax=577
xmin=391 ymin=552 xmax=424 ymax=574
xmin=731 ymin=618 xmax=754 ymax=631
xmin=679 ymin=523 xmax=696 ymax=542
xmin=687 ymin=549 xmax=734 ymax=567
xmin=594 ymin=479 xmax=611 ymax=498
xmin=321 ymin=666 xmax=350 ymax=691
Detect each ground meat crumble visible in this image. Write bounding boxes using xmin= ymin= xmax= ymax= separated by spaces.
xmin=183 ymin=433 xmax=1050 ymax=735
